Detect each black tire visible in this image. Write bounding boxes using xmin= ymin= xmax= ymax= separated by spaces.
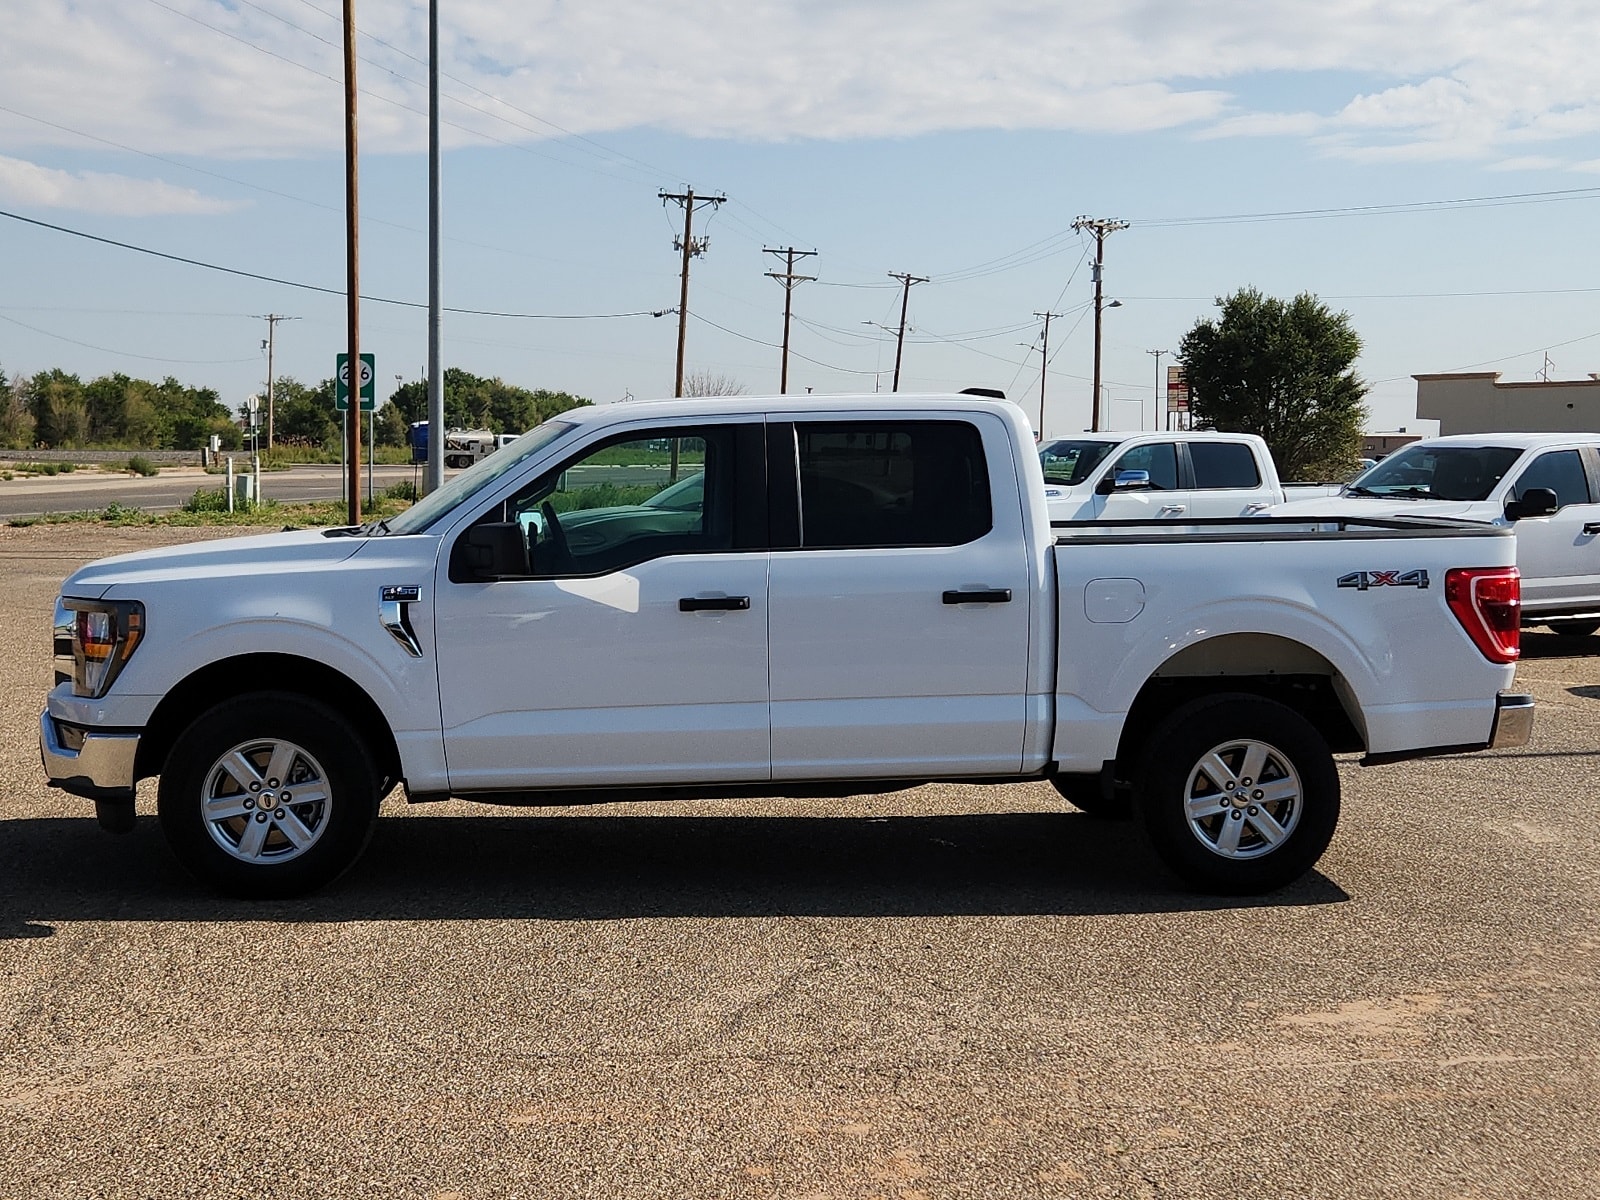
xmin=1139 ymin=693 xmax=1339 ymax=895
xmin=157 ymin=692 xmax=381 ymax=899
xmin=1548 ymin=620 xmax=1600 ymax=639
xmin=1050 ymin=773 xmax=1131 ymax=819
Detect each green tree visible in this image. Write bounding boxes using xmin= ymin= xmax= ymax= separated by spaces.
xmin=386 ymin=371 xmax=590 ymax=433
xmin=25 ymin=369 xmax=89 ymax=447
xmin=0 ymin=369 xmax=34 ymax=449
xmin=1178 ymin=288 xmax=1368 ymax=481
xmin=270 ymin=376 xmax=338 ymax=446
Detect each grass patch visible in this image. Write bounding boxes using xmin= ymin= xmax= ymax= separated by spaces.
xmin=8 ymin=493 xmax=416 ymax=530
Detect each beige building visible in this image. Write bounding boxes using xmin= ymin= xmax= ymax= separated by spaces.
xmin=1415 ymin=371 xmax=1600 ymax=435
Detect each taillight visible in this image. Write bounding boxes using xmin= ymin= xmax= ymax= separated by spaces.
xmin=1445 ymin=567 xmax=1520 ymax=663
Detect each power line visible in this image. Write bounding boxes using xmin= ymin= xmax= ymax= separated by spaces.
xmin=686 ymin=312 xmax=877 ymax=377
xmin=0 ymin=208 xmax=669 ymax=319
xmin=0 ymin=313 xmax=260 ymax=364
xmin=1133 ymin=185 xmax=1600 ymax=228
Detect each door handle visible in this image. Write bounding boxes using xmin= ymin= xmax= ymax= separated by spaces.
xmin=943 ymin=588 xmax=1012 ymax=605
xmin=1584 ymin=523 xmax=1600 ymax=535
xmin=1159 ymin=504 xmax=1186 ymax=515
xmin=679 ymin=595 xmax=751 ymax=612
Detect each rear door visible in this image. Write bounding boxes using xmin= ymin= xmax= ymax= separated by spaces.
xmin=1184 ymin=440 xmax=1276 ymax=516
xmin=765 ymin=412 xmax=1033 ymax=778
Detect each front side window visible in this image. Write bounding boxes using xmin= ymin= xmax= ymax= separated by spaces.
xmin=1512 ymin=449 xmax=1591 ymax=510
xmin=1190 ymin=442 xmax=1261 ymax=489
xmin=796 ymin=420 xmax=991 ymax=549
xmin=1109 ymin=443 xmax=1179 ymax=491
xmin=468 ymin=427 xmax=734 ymax=577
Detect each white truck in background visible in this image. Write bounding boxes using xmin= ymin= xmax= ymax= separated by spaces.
xmin=443 ymin=430 xmax=520 ymax=470
xmin=1041 ymin=431 xmax=1342 ymax=521
xmin=42 ymin=396 xmax=1532 ymax=900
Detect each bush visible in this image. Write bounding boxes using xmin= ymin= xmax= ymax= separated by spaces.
xmin=383 ymin=479 xmax=419 ymax=502
xmin=184 ymin=485 xmax=231 ymax=513
xmin=127 ymin=455 xmax=158 ymax=477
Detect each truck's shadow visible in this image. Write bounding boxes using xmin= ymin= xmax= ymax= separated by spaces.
xmin=0 ymin=810 xmax=1348 ymax=937
xmin=1520 ymin=630 xmax=1600 ymax=658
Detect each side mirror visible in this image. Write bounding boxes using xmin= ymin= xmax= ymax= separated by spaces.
xmin=1101 ymin=469 xmax=1152 ymax=493
xmin=1505 ymin=487 xmax=1559 ymax=521
xmin=460 ymin=522 xmax=528 ymax=578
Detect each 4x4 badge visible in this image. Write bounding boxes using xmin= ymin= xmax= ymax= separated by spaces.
xmin=1337 ymin=570 xmax=1430 ymax=591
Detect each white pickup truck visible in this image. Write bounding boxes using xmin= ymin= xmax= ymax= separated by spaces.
xmin=42 ymin=395 xmax=1533 ymax=899
xmin=1040 ymin=431 xmax=1341 ymax=521
xmin=1268 ymin=432 xmax=1600 ymax=637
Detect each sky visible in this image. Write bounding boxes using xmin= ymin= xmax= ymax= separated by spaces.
xmin=2 ymin=0 xmax=1600 ymax=439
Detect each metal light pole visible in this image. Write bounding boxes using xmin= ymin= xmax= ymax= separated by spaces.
xmin=1147 ymin=349 xmax=1166 ymax=433
xmin=426 ymin=0 xmax=444 ymax=495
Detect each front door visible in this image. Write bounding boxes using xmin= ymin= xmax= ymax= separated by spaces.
xmin=433 ymin=422 xmax=771 ymax=791
xmin=766 ymin=414 xmax=1033 ymax=779
xmin=1094 ymin=440 xmax=1192 ymax=519
xmin=1506 ymin=447 xmax=1600 ymax=612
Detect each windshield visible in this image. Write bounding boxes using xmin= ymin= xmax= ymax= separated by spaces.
xmin=1346 ymin=443 xmax=1522 ymax=502
xmin=1040 ymin=439 xmax=1121 ymax=486
xmin=383 ymin=420 xmax=576 ymax=534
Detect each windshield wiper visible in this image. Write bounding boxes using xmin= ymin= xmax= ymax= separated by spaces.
xmin=1345 ymin=485 xmax=1381 ymax=497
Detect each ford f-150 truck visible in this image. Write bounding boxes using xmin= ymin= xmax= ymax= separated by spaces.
xmin=41 ymin=395 xmax=1533 ymax=899
xmin=1040 ymin=431 xmax=1341 ymax=521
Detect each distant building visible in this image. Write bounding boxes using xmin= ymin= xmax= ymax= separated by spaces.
xmin=1416 ymin=371 xmax=1600 ymax=435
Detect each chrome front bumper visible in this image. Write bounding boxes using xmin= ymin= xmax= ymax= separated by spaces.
xmin=39 ymin=710 xmax=140 ymax=800
xmin=1488 ymin=692 xmax=1535 ymax=750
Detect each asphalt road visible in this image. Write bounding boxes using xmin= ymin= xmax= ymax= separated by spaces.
xmin=3 ymin=524 xmax=1598 ymax=1198
xmin=0 ymin=464 xmax=427 ymax=519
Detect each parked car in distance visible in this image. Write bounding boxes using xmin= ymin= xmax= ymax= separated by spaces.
xmin=1267 ymin=432 xmax=1600 ymax=636
xmin=1039 ymin=431 xmax=1340 ymax=522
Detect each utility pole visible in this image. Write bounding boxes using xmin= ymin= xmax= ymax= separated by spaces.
xmin=1072 ymin=216 xmax=1129 ymax=432
xmin=888 ymin=272 xmax=928 ymax=391
xmin=256 ymin=314 xmax=298 ymax=451
xmin=1033 ymin=310 xmax=1063 ymax=436
xmin=341 ymin=0 xmax=362 ymax=525
xmin=764 ymin=247 xmax=816 ymax=393
xmin=1147 ymin=348 xmax=1167 ymax=432
xmin=659 ymin=188 xmax=726 ymax=396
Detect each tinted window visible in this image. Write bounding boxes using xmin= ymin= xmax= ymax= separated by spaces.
xmin=797 ymin=421 xmax=991 ymax=548
xmin=1190 ymin=442 xmax=1261 ymax=489
xmin=475 ymin=427 xmax=734 ymax=577
xmin=1350 ymin=444 xmax=1521 ymax=501
xmin=1109 ymin=443 xmax=1179 ymax=491
xmin=1040 ymin=439 xmax=1119 ymax=485
xmin=1513 ymin=450 xmax=1591 ymax=509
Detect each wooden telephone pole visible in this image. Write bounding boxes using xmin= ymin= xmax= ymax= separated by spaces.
xmin=659 ymin=188 xmax=726 ymax=397
xmin=888 ymin=272 xmax=928 ymax=391
xmin=764 ymin=247 xmax=816 ymax=393
xmin=1071 ymin=217 xmax=1129 ymax=432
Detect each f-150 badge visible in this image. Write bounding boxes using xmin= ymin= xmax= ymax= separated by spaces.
xmin=1337 ymin=569 xmax=1430 ymax=591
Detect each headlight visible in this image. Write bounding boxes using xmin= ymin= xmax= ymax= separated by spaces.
xmin=55 ymin=598 xmax=144 ymax=698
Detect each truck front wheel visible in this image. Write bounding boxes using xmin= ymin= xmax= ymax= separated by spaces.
xmin=157 ymin=693 xmax=381 ymax=898
xmin=1139 ymin=694 xmax=1339 ymax=895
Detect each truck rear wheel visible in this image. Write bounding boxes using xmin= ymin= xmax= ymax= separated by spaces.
xmin=157 ymin=693 xmax=381 ymax=898
xmin=1548 ymin=620 xmax=1599 ymax=639
xmin=1139 ymin=694 xmax=1339 ymax=895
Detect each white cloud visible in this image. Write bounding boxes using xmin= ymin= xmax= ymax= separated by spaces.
xmin=0 ymin=155 xmax=240 ymax=215
xmin=0 ymin=0 xmax=1596 ymax=167
xmin=1487 ymin=155 xmax=1565 ymax=172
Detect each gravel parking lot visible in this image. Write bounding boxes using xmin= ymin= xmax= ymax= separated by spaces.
xmin=3 ymin=525 xmax=1598 ymax=1199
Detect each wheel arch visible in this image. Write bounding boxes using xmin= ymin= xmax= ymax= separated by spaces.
xmin=135 ymin=654 xmax=402 ymax=790
xmin=1112 ymin=633 xmax=1365 ymax=782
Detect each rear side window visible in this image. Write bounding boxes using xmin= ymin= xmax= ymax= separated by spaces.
xmin=1109 ymin=443 xmax=1179 ymax=491
xmin=1190 ymin=442 xmax=1262 ymax=489
xmin=1513 ymin=450 xmax=1591 ymax=509
xmin=796 ymin=421 xmax=991 ymax=548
